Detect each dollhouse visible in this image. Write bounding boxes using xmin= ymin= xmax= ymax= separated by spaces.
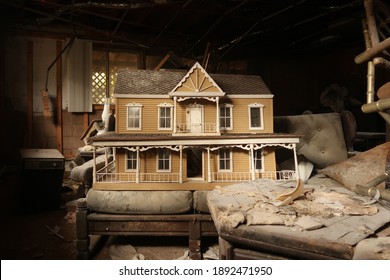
xmin=89 ymin=62 xmax=300 ymax=190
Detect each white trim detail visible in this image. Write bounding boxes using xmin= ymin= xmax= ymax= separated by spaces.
xmin=126 ymin=102 xmax=143 ymax=130
xmin=218 ymin=148 xmax=233 ymax=172
xmin=157 ymin=103 xmax=174 ymax=130
xmin=248 ymin=103 xmax=265 ymax=130
xmin=156 ymin=148 xmax=171 ymax=172
xmin=219 ymin=103 xmax=234 ymax=130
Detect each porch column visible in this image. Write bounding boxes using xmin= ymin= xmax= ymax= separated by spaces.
xmin=216 ymin=97 xmax=220 ymax=133
xmin=173 ymin=96 xmax=177 ymax=134
xmin=179 ymin=145 xmax=183 ymax=183
xmin=250 ymin=144 xmax=255 ymax=180
xmin=92 ymin=146 xmax=96 ymax=184
xmin=293 ymin=144 xmax=300 ymax=179
xmin=207 ymin=148 xmax=212 ymax=182
xmin=136 ymin=147 xmax=140 ymax=183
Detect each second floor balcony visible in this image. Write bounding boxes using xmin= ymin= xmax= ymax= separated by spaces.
xmin=175 ymin=122 xmax=219 ymax=135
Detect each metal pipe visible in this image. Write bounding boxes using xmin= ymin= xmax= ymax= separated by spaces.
xmin=361 ymin=98 xmax=390 ymax=113
xmin=45 ymin=37 xmax=75 ymax=90
xmin=353 ymin=172 xmax=390 ymax=202
xmin=367 ymin=61 xmax=375 ymax=103
xmin=355 ymin=37 xmax=390 ymax=64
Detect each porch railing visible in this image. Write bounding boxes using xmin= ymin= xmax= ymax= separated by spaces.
xmin=211 ymin=170 xmax=296 ymax=182
xmin=96 ymin=172 xmax=180 ymax=183
xmin=95 ymin=169 xmax=296 ymax=183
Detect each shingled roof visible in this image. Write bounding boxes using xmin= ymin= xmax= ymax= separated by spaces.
xmin=114 ymin=68 xmax=272 ymax=96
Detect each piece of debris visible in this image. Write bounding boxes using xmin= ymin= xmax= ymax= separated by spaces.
xmin=203 ymin=244 xmax=219 ymax=260
xmin=109 ymin=244 xmax=145 ymax=260
xmin=64 ymin=211 xmax=76 ymax=224
xmin=274 ymin=179 xmax=304 ymax=206
xmin=45 ymin=225 xmax=64 ymax=239
xmin=246 ymin=210 xmax=284 ymax=226
xmin=176 ymin=250 xmax=191 ymax=260
xmin=295 ymin=216 xmax=324 ymax=231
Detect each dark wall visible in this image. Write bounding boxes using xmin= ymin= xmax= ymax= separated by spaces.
xmin=252 ymin=44 xmax=387 ymax=132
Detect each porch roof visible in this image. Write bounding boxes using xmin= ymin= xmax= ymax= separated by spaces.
xmin=90 ymin=132 xmax=300 ymax=147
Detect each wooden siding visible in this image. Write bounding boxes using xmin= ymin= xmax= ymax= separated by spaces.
xmin=221 ymin=97 xmax=274 ymax=133
xmin=116 ymin=97 xmax=173 ymax=134
xmin=116 ymin=96 xmax=273 ymax=134
xmin=115 ymin=147 xmax=276 ymax=179
xmin=176 ymin=99 xmax=217 ymax=126
xmin=263 ymin=148 xmax=277 ymax=172
xmin=117 ymin=148 xmax=182 ymax=174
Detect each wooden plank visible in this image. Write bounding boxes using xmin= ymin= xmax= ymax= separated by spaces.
xmin=153 ymin=53 xmax=170 ymax=71
xmin=83 ymin=113 xmax=89 ymax=130
xmin=26 ymin=41 xmax=33 ymax=147
xmin=56 ymin=40 xmax=63 ymax=153
xmin=89 ymin=220 xmax=190 ymax=233
xmin=87 ymin=213 xmax=213 ymax=221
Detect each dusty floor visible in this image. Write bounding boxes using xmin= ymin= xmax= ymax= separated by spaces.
xmin=0 ymin=165 xmax=218 ymax=260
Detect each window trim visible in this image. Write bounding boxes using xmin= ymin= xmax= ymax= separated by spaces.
xmin=156 ymin=149 xmax=171 ymax=172
xmin=248 ymin=103 xmax=264 ymax=130
xmin=252 ymin=149 xmax=264 ymax=172
xmin=126 ymin=102 xmax=143 ymax=130
xmin=126 ymin=150 xmax=138 ymax=171
xmin=219 ymin=103 xmax=233 ymax=130
xmin=218 ymin=149 xmax=233 ymax=172
xmin=157 ymin=103 xmax=174 ymax=130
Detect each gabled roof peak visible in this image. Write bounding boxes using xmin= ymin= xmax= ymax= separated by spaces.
xmin=169 ymin=62 xmax=225 ymax=96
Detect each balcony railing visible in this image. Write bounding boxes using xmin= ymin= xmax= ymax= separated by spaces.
xmin=176 ymin=123 xmax=217 ymax=133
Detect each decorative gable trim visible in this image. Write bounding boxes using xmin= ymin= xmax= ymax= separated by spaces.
xmin=169 ymin=62 xmax=225 ymax=97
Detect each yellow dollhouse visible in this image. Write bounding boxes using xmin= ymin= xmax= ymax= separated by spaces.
xmin=90 ymin=62 xmax=300 ymax=190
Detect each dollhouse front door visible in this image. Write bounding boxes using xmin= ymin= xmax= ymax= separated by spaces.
xmin=187 ymin=106 xmax=203 ymax=133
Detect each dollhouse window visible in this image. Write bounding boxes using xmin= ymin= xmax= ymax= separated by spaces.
xmin=157 ymin=104 xmax=173 ymax=130
xmin=254 ymin=150 xmax=263 ymax=171
xmin=126 ymin=103 xmax=142 ymax=130
xmin=248 ymin=103 xmax=264 ymax=130
xmin=126 ymin=150 xmax=137 ymax=170
xmin=220 ymin=104 xmax=233 ymax=129
xmin=219 ymin=149 xmax=232 ymax=171
xmin=157 ymin=149 xmax=171 ymax=172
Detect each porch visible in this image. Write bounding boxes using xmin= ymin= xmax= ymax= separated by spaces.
xmin=93 ymin=160 xmax=296 ymax=190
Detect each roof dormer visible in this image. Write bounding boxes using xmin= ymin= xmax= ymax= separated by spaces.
xmin=169 ymin=62 xmax=225 ymax=100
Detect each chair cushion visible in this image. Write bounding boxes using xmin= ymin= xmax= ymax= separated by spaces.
xmin=318 ymin=141 xmax=390 ymax=191
xmin=86 ymin=189 xmax=193 ymax=214
xmin=70 ymin=154 xmax=112 ymax=185
xmin=274 ymin=113 xmax=348 ymax=169
xmin=193 ymin=191 xmax=210 ymax=213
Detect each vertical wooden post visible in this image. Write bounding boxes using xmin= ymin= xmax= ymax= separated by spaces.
xmin=26 ymin=41 xmax=33 ymax=147
xmin=250 ymin=144 xmax=255 ymax=180
xmin=173 ymin=96 xmax=177 ymax=134
xmin=216 ymin=96 xmax=220 ymax=133
xmin=207 ymin=148 xmax=212 ymax=182
xmin=136 ymin=147 xmax=140 ymax=183
xmin=56 ymin=40 xmax=63 ymax=154
xmin=76 ymin=198 xmax=90 ymax=259
xmin=83 ymin=113 xmax=89 ymax=130
xmin=179 ymin=145 xmax=183 ymax=183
